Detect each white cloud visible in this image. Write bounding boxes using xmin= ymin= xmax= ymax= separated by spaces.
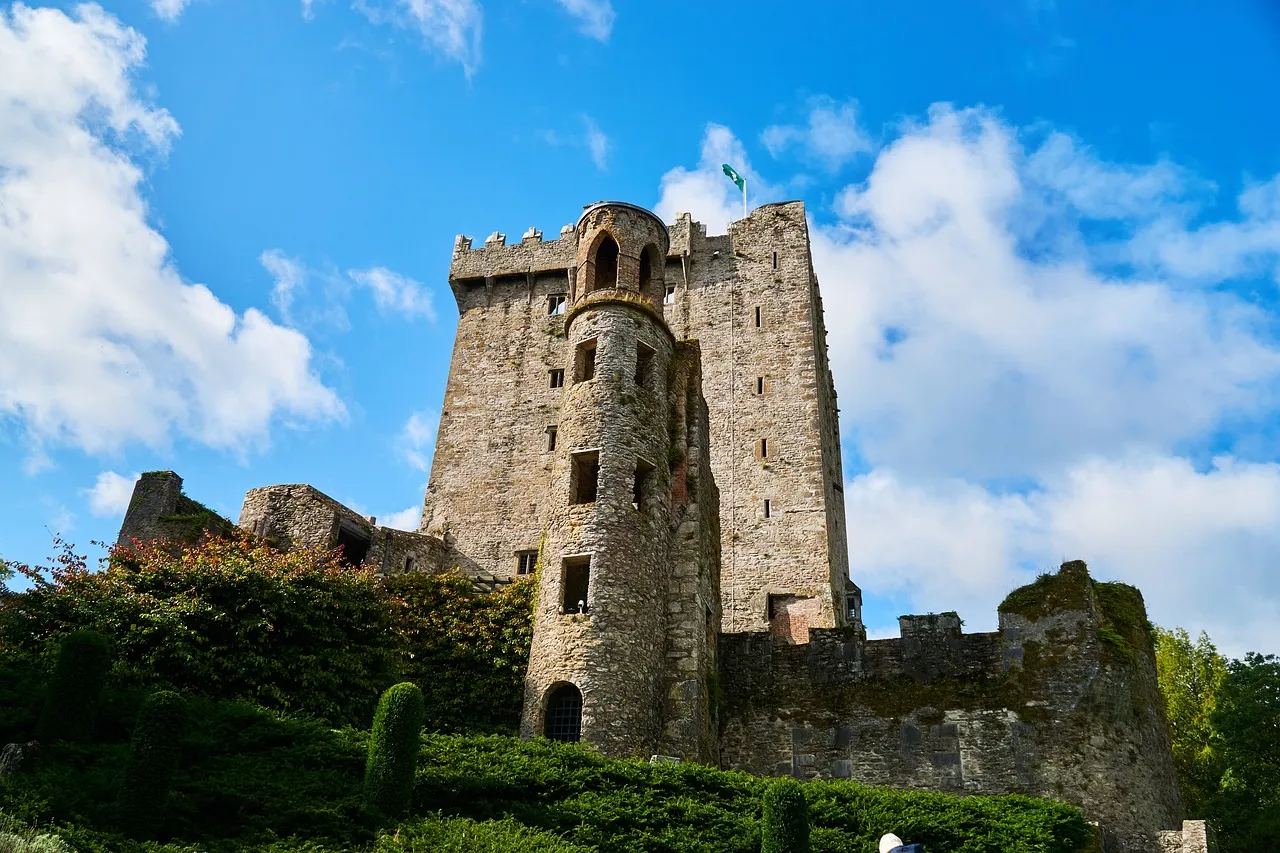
xmin=762 ymin=97 xmax=872 ymax=172
xmin=355 ymin=0 xmax=483 ymax=76
xmin=85 ymin=470 xmax=140 ymax=517
xmin=348 ymin=267 xmax=437 ymax=321
xmin=260 ymin=249 xmax=307 ymax=323
xmin=399 ymin=410 xmax=437 ymax=472
xmin=380 ymin=504 xmax=422 ymax=531
xmin=151 ymin=0 xmax=190 ymax=22
xmin=654 ymin=123 xmax=783 ymax=234
xmin=583 ymin=116 xmax=609 ymax=171
xmin=554 ymin=0 xmax=614 ymax=40
xmin=656 ymin=102 xmax=1280 ymax=657
xmin=0 ymin=5 xmax=344 ymax=460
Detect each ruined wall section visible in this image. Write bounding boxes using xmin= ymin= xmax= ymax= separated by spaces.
xmin=239 ymin=484 xmax=446 ymax=575
xmin=420 ymin=228 xmax=579 ymax=580
xmin=718 ymin=561 xmax=1183 ymax=852
xmin=667 ymin=203 xmax=847 ymax=636
xmin=116 ymin=471 xmax=235 ymax=550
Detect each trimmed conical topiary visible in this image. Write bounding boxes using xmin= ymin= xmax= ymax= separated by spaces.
xmin=36 ymin=629 xmax=111 ymax=743
xmin=118 ymin=690 xmax=187 ymax=839
xmin=761 ymin=777 xmax=811 ymax=853
xmin=364 ymin=681 xmax=426 ymax=820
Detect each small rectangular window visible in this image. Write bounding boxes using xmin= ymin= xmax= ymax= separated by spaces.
xmin=763 ymin=499 xmax=771 ymax=518
xmin=664 ymin=284 xmax=676 ymax=305
xmin=846 ymin=593 xmax=860 ymax=620
xmin=755 ymin=376 xmax=765 ymax=395
xmin=516 ymin=550 xmax=538 ymax=575
xmin=549 ymin=369 xmax=565 ymax=389
xmin=756 ymin=437 xmax=769 ymax=459
xmin=754 ymin=306 xmax=762 ymax=328
xmin=633 ymin=458 xmax=655 ymax=511
xmin=548 ymin=294 xmax=566 ymax=316
xmin=635 ymin=342 xmax=655 ymax=387
xmin=772 ymin=251 xmax=778 ymax=269
xmin=571 ymin=450 xmax=600 ymax=504
xmin=562 ymin=556 xmax=590 ymax=614
xmin=575 ymin=339 xmax=597 ymax=383
xmin=546 ymin=425 xmax=558 ymax=452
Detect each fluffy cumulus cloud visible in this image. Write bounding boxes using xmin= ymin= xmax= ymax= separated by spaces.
xmin=656 ymin=103 xmax=1280 ymax=657
xmin=399 ymin=410 xmax=437 ymax=472
xmin=554 ymin=0 xmax=614 ymax=41
xmin=348 ymin=267 xmax=437 ymax=321
xmin=379 ymin=504 xmax=422 ymax=531
xmin=0 ymin=4 xmax=343 ymax=461
xmin=85 ymin=471 xmax=140 ymax=517
xmin=762 ymin=96 xmax=873 ymax=172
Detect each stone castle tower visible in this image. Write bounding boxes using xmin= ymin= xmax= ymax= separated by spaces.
xmin=422 ymin=200 xmax=853 ymax=643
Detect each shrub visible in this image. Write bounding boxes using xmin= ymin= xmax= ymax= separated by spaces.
xmin=0 ymin=831 xmax=73 ymax=853
xmin=365 ymin=682 xmax=425 ymax=820
xmin=375 ymin=815 xmax=592 ymax=852
xmin=762 ymin=778 xmax=810 ymax=853
xmin=119 ymin=690 xmax=187 ymax=838
xmin=35 ymin=630 xmax=111 ymax=743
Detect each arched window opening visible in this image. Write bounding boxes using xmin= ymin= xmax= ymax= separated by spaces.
xmin=545 ymin=683 xmax=583 ymax=742
xmin=594 ymin=235 xmax=619 ymax=290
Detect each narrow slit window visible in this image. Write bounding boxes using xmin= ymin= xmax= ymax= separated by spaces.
xmin=638 ymin=247 xmax=652 ymax=292
xmin=664 ymin=284 xmax=676 ymax=305
xmin=763 ymin=499 xmax=771 ymax=518
xmin=546 ymin=426 xmax=558 ymax=452
xmin=635 ymin=342 xmax=655 ymax=387
xmin=772 ymin=251 xmax=778 ymax=269
xmin=562 ymin=556 xmax=590 ymax=614
xmin=633 ymin=458 xmax=655 ymax=511
xmin=548 ymin=294 xmax=566 ymax=316
xmin=571 ymin=451 xmax=600 ymax=504
xmin=575 ymin=339 xmax=597 ymax=383
xmin=756 ymin=437 xmax=769 ymax=459
xmin=754 ymin=306 xmax=762 ymax=328
xmin=549 ymin=369 xmax=565 ymax=389
xmin=516 ymin=550 xmax=538 ymax=576
xmin=755 ymin=376 xmax=765 ymax=395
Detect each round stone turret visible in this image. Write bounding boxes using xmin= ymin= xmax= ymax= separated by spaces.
xmin=521 ymin=202 xmax=679 ymax=758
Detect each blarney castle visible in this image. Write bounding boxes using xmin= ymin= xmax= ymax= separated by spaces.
xmin=119 ymin=201 xmax=1211 ymax=853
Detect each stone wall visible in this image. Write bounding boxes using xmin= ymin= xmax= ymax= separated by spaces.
xmin=718 ymin=561 xmax=1184 ymax=853
xmin=1158 ymin=821 xmax=1216 ymax=853
xmin=116 ymin=471 xmax=235 ymax=549
xmin=666 ymin=203 xmax=850 ymax=635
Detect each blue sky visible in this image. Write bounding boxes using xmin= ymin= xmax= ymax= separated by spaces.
xmin=2 ymin=0 xmax=1279 ymax=656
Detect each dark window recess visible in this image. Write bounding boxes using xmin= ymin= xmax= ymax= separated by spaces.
xmin=757 ymin=437 xmax=769 ymax=459
xmin=571 ymin=451 xmax=600 ymax=504
xmin=405 ymin=556 xmax=415 ymax=572
xmin=562 ymin=557 xmax=590 ymax=614
xmin=546 ymin=426 xmax=558 ymax=452
xmin=516 ymin=550 xmax=538 ymax=575
xmin=754 ymin=306 xmax=762 ymax=328
xmin=548 ymin=294 xmax=566 ymax=315
xmin=664 ymin=284 xmax=676 ymax=305
xmin=755 ymin=376 xmax=765 ymax=395
xmin=846 ymin=593 xmax=860 ymax=620
xmin=545 ymin=683 xmax=583 ymax=742
xmin=635 ymin=343 xmax=655 ymax=387
xmin=767 ymin=594 xmax=784 ymax=619
xmin=772 ymin=251 xmax=778 ymax=269
xmin=575 ymin=339 xmax=597 ymax=382
xmin=633 ymin=458 xmax=655 ymax=510
xmin=764 ymin=499 xmax=772 ymax=518
xmin=335 ymin=521 xmax=371 ymax=568
xmin=595 ymin=236 xmax=619 ymax=289
xmin=549 ymin=369 xmax=565 ymax=389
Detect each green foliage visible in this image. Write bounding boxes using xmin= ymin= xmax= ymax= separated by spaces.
xmin=1091 ymin=581 xmax=1153 ymax=663
xmin=119 ymin=691 xmax=188 ymax=838
xmin=0 ymin=832 xmax=73 ymax=853
xmin=2 ymin=535 xmax=400 ymax=726
xmin=36 ymin=630 xmax=111 ymax=743
xmin=374 ymin=815 xmax=591 ymax=852
xmin=997 ymin=563 xmax=1092 ymax=619
xmin=384 ymin=572 xmax=535 ymax=733
xmin=761 ymin=778 xmax=810 ymax=853
xmin=365 ymin=683 xmax=426 ymax=821
xmin=1153 ymin=627 xmax=1226 ymax=815
xmin=1209 ymin=652 xmax=1280 ymax=853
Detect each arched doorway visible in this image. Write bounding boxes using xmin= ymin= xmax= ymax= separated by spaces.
xmin=544 ymin=682 xmax=583 ymax=742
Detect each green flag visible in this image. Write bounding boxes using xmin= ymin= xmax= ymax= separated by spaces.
xmin=722 ymin=164 xmax=745 ymax=191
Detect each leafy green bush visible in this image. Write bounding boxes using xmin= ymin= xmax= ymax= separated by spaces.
xmin=119 ymin=691 xmax=187 ymax=838
xmin=36 ymin=630 xmax=111 ymax=744
xmin=365 ymin=683 xmax=426 ymax=820
xmin=0 ymin=831 xmax=73 ymax=853
xmin=375 ymin=815 xmax=591 ymax=852
xmin=762 ymin=778 xmax=810 ymax=853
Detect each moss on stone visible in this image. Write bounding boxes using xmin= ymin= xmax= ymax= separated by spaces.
xmin=998 ymin=561 xmax=1092 ymax=619
xmin=1091 ymin=580 xmax=1153 ymax=664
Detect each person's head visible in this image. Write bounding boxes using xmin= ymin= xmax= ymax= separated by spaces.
xmin=879 ymin=833 xmax=904 ymax=853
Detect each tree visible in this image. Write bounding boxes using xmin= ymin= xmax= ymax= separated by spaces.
xmin=761 ymin=777 xmax=810 ymax=853
xmin=1153 ymin=627 xmax=1227 ymax=815
xmin=365 ymin=682 xmax=426 ymax=820
xmin=1211 ymin=653 xmax=1280 ymax=852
